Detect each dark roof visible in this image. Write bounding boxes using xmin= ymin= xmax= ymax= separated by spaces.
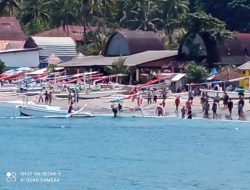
xmin=235 ymin=33 xmax=250 ymax=55
xmin=178 ymin=32 xmax=250 ymax=64
xmin=35 ymin=25 xmax=96 ymax=41
xmin=103 ymin=31 xmax=165 ymax=56
xmin=0 ymin=17 xmax=25 ymax=41
xmin=60 ymin=50 xmax=177 ymax=67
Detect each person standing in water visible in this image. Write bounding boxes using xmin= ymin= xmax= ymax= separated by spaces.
xmin=223 ymin=92 xmax=229 ymax=108
xmin=44 ymin=90 xmax=49 ymax=104
xmin=187 ymin=109 xmax=192 ymax=119
xmin=38 ymin=90 xmax=44 ymax=103
xmin=181 ymin=106 xmax=186 ymax=118
xmin=153 ymin=90 xmax=157 ymax=103
xmin=111 ymin=104 xmax=118 ymax=118
xmin=175 ymin=96 xmax=180 ymax=115
xmin=211 ymin=100 xmax=217 ymax=119
xmin=48 ymin=91 xmax=52 ymax=105
xmin=118 ymin=103 xmax=122 ymax=112
xmin=155 ymin=103 xmax=164 ymax=116
xmin=228 ymin=99 xmax=233 ymax=117
xmin=68 ymin=101 xmax=74 ymax=114
xmin=238 ymin=97 xmax=244 ymax=120
xmin=147 ymin=91 xmax=152 ymax=105
xmin=203 ymin=101 xmax=210 ymax=118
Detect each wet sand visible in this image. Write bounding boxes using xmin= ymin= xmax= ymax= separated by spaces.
xmin=1 ymin=92 xmax=250 ymax=121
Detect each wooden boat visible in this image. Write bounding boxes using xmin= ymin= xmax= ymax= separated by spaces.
xmin=0 ymin=86 xmax=18 ymax=92
xmin=16 ymin=104 xmax=94 ymax=118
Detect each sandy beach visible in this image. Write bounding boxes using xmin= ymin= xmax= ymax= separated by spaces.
xmin=1 ymin=91 xmax=250 ymax=121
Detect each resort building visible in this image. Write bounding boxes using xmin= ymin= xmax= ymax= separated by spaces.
xmin=24 ymin=37 xmax=77 ymax=67
xmin=0 ymin=48 xmax=39 ymax=68
xmin=238 ymin=61 xmax=250 ymax=89
xmin=0 ymin=17 xmax=25 ymax=50
xmin=178 ymin=32 xmax=250 ymax=67
xmin=61 ymin=31 xmax=179 ymax=82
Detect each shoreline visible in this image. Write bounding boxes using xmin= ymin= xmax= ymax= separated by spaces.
xmin=1 ymin=92 xmax=250 ymax=122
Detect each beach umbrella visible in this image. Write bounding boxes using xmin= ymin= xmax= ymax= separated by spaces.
xmin=73 ymin=52 xmax=85 ymax=60
xmin=46 ymin=53 xmax=62 ymax=65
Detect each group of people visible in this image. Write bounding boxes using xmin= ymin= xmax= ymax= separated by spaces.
xmin=147 ymin=90 xmax=158 ymax=105
xmin=200 ymin=92 xmax=245 ymax=120
xmin=38 ymin=90 xmax=53 ymax=105
xmin=111 ymin=103 xmax=123 ymax=117
xmin=154 ymin=89 xmax=247 ymax=120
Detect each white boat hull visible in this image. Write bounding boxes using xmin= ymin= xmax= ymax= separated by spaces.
xmin=17 ymin=105 xmax=94 ymax=118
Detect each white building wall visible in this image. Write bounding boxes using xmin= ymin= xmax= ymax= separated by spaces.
xmin=0 ymin=50 xmax=39 ymax=68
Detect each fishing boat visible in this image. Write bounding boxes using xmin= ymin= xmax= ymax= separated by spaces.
xmin=0 ymin=86 xmax=18 ymax=92
xmin=16 ymin=104 xmax=94 ymax=118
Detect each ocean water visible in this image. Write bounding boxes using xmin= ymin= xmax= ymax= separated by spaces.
xmin=0 ymin=104 xmax=250 ymax=190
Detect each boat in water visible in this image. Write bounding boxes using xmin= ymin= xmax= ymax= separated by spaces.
xmin=16 ymin=104 xmax=94 ymax=118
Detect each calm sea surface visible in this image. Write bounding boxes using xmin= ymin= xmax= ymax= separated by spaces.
xmin=0 ymin=104 xmax=250 ymax=190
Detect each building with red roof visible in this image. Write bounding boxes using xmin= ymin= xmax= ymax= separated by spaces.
xmin=0 ymin=17 xmax=25 ymax=50
xmin=35 ymin=25 xmax=96 ymax=43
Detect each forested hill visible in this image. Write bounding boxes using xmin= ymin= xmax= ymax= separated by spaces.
xmin=0 ymin=0 xmax=249 ymax=53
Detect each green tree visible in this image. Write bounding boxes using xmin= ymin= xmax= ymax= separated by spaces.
xmin=49 ymin=0 xmax=80 ymax=28
xmin=47 ymin=64 xmax=56 ymax=73
xmin=180 ymin=11 xmax=231 ymax=40
xmin=186 ymin=63 xmax=208 ymax=83
xmin=117 ymin=0 xmax=161 ymax=31
xmin=106 ymin=57 xmax=131 ymax=83
xmin=88 ymin=32 xmax=108 ymax=55
xmin=160 ymin=0 xmax=189 ymax=44
xmin=128 ymin=0 xmax=162 ymax=31
xmin=95 ymin=0 xmax=116 ymax=29
xmin=107 ymin=57 xmax=128 ymax=74
xmin=0 ymin=0 xmax=20 ymax=16
xmin=0 ymin=59 xmax=6 ymax=74
xmin=199 ymin=0 xmax=250 ymax=32
xmin=21 ymin=0 xmax=51 ymax=34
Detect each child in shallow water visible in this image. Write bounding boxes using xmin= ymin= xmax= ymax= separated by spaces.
xmin=181 ymin=106 xmax=186 ymax=118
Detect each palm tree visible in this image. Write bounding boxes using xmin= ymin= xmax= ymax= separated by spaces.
xmin=49 ymin=0 xmax=80 ymax=27
xmin=0 ymin=0 xmax=20 ymax=16
xmin=89 ymin=32 xmax=107 ymax=55
xmin=106 ymin=57 xmax=130 ymax=83
xmin=126 ymin=0 xmax=162 ymax=31
xmin=160 ymin=0 xmax=189 ymax=44
xmin=21 ymin=0 xmax=51 ymax=34
xmin=97 ymin=0 xmax=116 ymax=28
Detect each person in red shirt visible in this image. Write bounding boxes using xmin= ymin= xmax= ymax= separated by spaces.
xmin=175 ymin=96 xmax=180 ymax=115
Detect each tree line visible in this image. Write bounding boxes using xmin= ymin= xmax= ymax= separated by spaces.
xmin=0 ymin=0 xmax=249 ymax=54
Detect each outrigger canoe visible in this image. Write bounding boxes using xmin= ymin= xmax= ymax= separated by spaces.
xmin=16 ymin=104 xmax=94 ymax=118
